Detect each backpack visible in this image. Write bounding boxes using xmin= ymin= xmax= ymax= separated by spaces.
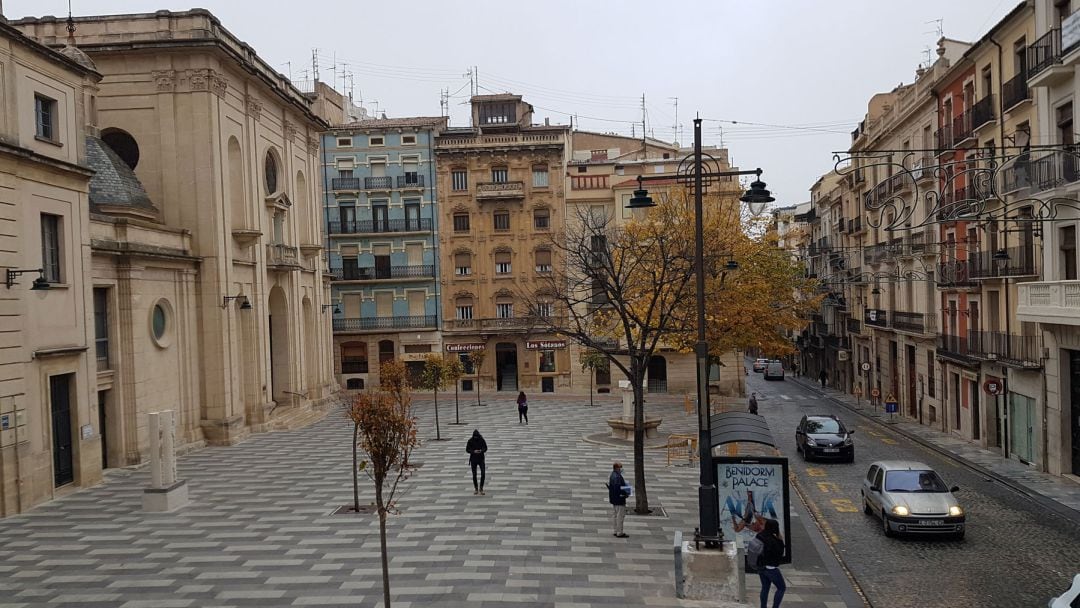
xmin=746 ymin=536 xmax=765 ymax=570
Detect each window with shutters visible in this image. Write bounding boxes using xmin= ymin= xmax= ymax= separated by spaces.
xmin=494 ymin=211 xmax=510 ymax=231
xmin=402 ymin=157 xmax=420 ymax=185
xmin=533 ymin=208 xmax=550 ymax=230
xmin=455 ymin=252 xmax=472 ymax=276
xmin=375 ymin=292 xmax=394 ymax=317
xmin=456 ymin=297 xmax=474 ymax=320
xmin=495 ymin=251 xmax=512 ymax=274
xmin=535 ymin=249 xmax=552 ymax=273
xmin=453 ymin=213 xmax=470 ymax=232
xmin=452 ymin=169 xmax=468 ymax=191
xmin=532 ymin=166 xmax=549 ymax=187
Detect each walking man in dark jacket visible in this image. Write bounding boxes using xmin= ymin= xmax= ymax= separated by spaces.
xmin=748 ymin=392 xmax=759 ymax=415
xmin=466 ymin=430 xmax=487 ymax=495
xmin=608 ymin=461 xmax=630 ymax=538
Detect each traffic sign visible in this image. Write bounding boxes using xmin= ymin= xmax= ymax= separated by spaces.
xmin=984 ymin=380 xmax=1002 ymax=395
xmin=885 ymin=400 xmax=899 ymax=414
xmin=860 ymin=362 xmax=871 ymax=372
xmin=870 ymin=388 xmax=880 ymax=398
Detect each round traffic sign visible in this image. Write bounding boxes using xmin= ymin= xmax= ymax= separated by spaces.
xmin=984 ymin=380 xmax=1002 ymax=395
xmin=871 ymin=388 xmax=881 ymax=398
xmin=860 ymin=362 xmax=871 ymax=372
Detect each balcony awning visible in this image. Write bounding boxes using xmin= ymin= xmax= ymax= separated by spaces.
xmin=709 ymin=412 xmax=775 ymax=448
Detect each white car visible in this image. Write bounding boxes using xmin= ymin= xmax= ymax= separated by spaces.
xmin=861 ymin=460 xmax=965 ymax=540
xmin=752 ymin=358 xmax=769 ymax=373
xmin=1049 ymin=573 xmax=1080 ymax=607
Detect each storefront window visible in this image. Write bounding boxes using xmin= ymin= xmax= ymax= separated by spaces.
xmin=539 ymin=350 xmax=556 ymax=372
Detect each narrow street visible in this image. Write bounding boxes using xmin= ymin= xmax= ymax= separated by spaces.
xmin=746 ymin=367 xmax=1080 ymax=608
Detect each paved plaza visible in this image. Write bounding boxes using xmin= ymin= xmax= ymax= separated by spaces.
xmin=0 ymin=393 xmax=859 ymax=608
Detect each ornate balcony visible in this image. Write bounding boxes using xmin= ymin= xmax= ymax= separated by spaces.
xmin=891 ymin=311 xmax=936 ymax=335
xmin=266 ymin=243 xmax=301 ymax=270
xmin=937 ymin=260 xmax=976 ymax=289
xmin=333 ymin=315 xmax=437 ymax=333
xmin=1002 ymin=72 xmax=1030 ymax=111
xmin=968 ymin=331 xmax=1043 ymax=368
xmin=396 ymin=175 xmax=425 ymax=188
xmin=937 ymin=334 xmax=979 ymax=366
xmin=971 ymin=95 xmax=995 ymax=131
xmin=332 ymin=264 xmax=435 ymax=281
xmin=968 ymin=245 xmax=1038 ymax=279
xmin=444 ymin=315 xmax=565 ymax=333
xmin=476 ymin=180 xmax=525 ymax=200
xmin=952 ymin=111 xmax=974 ymax=147
xmin=331 ymin=177 xmax=362 ymax=190
xmin=1018 ymin=280 xmax=1080 ymax=326
xmin=329 ymin=218 xmax=432 ymax=235
xmin=1028 ymin=27 xmax=1070 ymax=88
xmin=364 ymin=176 xmax=394 ymax=190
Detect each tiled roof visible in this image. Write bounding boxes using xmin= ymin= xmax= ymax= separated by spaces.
xmin=86 ymin=136 xmax=157 ymax=212
xmin=337 ymin=116 xmax=447 ymax=130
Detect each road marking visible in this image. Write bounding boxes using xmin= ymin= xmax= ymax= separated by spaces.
xmin=805 ymin=467 xmax=827 ymax=477
xmin=780 ymin=395 xmax=791 ymax=401
xmin=831 ymin=498 xmax=860 ymax=513
xmin=816 ymin=481 xmax=841 ymax=493
xmin=881 ymin=437 xmax=898 ymax=445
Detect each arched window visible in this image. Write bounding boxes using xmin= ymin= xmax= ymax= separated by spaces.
xmin=264 ymin=149 xmax=279 ymax=194
xmin=101 ymin=128 xmax=140 ymax=169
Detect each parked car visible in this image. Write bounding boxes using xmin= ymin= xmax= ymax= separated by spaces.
xmin=795 ymin=414 xmax=854 ymax=462
xmin=1049 ymin=573 xmax=1080 ymax=608
xmin=752 ymin=358 xmax=769 ymax=373
xmin=861 ymin=461 xmax=965 ymax=540
xmin=764 ymin=360 xmax=785 ymax=380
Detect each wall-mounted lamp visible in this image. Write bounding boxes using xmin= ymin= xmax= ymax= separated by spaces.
xmin=5 ymin=268 xmax=50 ymax=290
xmin=222 ymin=295 xmax=252 ymax=309
xmin=321 ymin=303 xmax=341 ymax=314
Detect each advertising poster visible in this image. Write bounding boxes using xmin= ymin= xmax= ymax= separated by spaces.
xmin=716 ymin=456 xmax=791 ymax=564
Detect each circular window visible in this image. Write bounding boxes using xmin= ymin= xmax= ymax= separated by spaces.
xmin=101 ymin=129 xmax=140 ymax=169
xmin=150 ymin=300 xmax=172 ymax=348
xmin=264 ymin=150 xmax=279 ymax=194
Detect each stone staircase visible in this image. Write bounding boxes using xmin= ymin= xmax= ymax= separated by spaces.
xmin=268 ymin=393 xmax=345 ymax=431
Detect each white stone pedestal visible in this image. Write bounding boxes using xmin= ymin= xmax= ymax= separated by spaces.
xmin=142 ymin=410 xmax=189 ymax=512
xmin=677 ymin=539 xmax=744 ymax=602
xmin=607 ymin=380 xmax=662 ymax=439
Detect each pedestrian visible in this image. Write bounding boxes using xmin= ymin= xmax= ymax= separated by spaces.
xmin=756 ymin=518 xmax=787 ymax=608
xmin=819 ymin=369 xmax=828 ymax=388
xmin=607 ymin=461 xmax=630 ymax=538
xmin=748 ymin=392 xmax=759 ymax=415
xmin=465 ymin=429 xmax=487 ymax=495
xmin=517 ymin=391 xmax=529 ymax=425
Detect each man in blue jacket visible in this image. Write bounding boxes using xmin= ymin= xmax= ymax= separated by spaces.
xmin=608 ymin=461 xmax=630 ymax=538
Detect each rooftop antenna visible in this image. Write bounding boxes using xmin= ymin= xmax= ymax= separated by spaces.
xmin=640 ymin=93 xmax=647 ymax=151
xmin=925 ymin=18 xmax=943 ymax=38
xmin=311 ymin=48 xmax=319 ymax=83
xmin=922 ymin=46 xmax=933 ymax=67
xmin=669 ymin=96 xmax=679 ymax=147
xmin=66 ymin=0 xmax=76 ymax=38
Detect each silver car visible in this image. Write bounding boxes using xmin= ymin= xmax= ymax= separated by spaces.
xmin=860 ymin=460 xmax=965 ymax=540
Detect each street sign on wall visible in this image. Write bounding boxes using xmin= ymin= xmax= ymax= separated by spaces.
xmin=984 ymin=379 xmax=1002 ymax=395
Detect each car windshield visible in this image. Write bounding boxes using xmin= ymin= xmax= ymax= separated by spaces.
xmin=884 ymin=470 xmax=948 ymax=493
xmin=805 ymin=418 xmax=842 ymax=434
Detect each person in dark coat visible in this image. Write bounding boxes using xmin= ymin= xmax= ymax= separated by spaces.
xmin=756 ymin=518 xmax=787 ymax=608
xmin=819 ymin=369 xmax=828 ymax=388
xmin=748 ymin=392 xmax=759 ymax=415
xmin=607 ymin=461 xmax=630 ymax=538
xmin=465 ymin=430 xmax=488 ymax=495
xmin=517 ymin=391 xmax=529 ymax=424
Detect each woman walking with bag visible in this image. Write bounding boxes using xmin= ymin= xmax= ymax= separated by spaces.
xmin=756 ymin=518 xmax=787 ymax=608
xmin=517 ymin=391 xmax=529 ymax=425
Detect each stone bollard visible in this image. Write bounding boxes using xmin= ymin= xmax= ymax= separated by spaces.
xmin=142 ymin=410 xmax=189 ymax=512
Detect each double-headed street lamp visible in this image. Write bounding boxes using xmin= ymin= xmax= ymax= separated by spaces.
xmin=627 ymin=117 xmax=774 ymax=547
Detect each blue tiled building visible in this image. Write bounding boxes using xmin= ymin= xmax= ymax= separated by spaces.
xmin=322 ymin=117 xmax=447 ymax=388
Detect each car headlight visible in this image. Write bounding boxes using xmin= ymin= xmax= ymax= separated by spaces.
xmin=891 ymin=505 xmax=910 ymax=516
xmin=842 ymin=435 xmax=853 ymax=446
xmin=949 ymin=506 xmax=963 ymax=517
xmin=805 ymin=438 xmax=817 ymax=446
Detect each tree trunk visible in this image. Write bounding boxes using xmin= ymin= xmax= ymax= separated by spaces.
xmin=352 ymin=422 xmax=360 ymax=513
xmin=589 ymin=371 xmax=594 ymax=407
xmin=376 ymin=480 xmax=391 ymax=608
xmin=433 ymin=389 xmax=441 ymax=440
xmin=454 ymin=383 xmax=460 ymax=423
xmin=476 ymin=375 xmax=482 ymax=407
xmin=631 ymin=357 xmax=650 ymax=514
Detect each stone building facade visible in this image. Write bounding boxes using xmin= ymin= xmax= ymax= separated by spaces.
xmin=435 ymin=95 xmax=571 ymax=395
xmin=12 ymin=10 xmax=338 ymax=484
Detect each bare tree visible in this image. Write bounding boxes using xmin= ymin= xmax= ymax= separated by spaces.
xmin=521 ymin=205 xmax=695 ymax=514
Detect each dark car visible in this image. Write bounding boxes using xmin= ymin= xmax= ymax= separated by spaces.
xmin=795 ymin=414 xmax=854 ymax=462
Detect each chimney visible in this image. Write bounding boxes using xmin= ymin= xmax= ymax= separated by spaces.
xmin=544 ymin=117 xmax=550 ymax=126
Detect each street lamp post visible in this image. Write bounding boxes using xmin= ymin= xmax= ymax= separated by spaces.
xmin=627 ymin=117 xmax=773 ymax=547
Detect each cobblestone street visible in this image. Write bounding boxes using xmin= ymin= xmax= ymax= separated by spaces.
xmin=0 ymin=393 xmax=857 ymax=608
xmin=747 ymin=370 xmax=1080 ymax=608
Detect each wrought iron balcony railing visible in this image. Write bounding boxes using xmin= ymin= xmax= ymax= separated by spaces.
xmin=952 ymin=111 xmax=973 ymax=144
xmin=938 ymin=334 xmax=979 ymax=366
xmin=332 ymin=264 xmax=435 ymax=281
xmin=968 ymin=331 xmax=1043 ymax=368
xmin=365 ymin=176 xmax=394 ymax=189
xmin=330 ymin=218 xmax=432 ymax=235
xmin=971 ymin=95 xmax=995 ymax=130
xmin=1002 ymin=72 xmax=1030 ymax=110
xmin=891 ymin=311 xmax=936 ymax=335
xmin=864 ymin=308 xmax=888 ymax=328
xmin=937 ymin=260 xmax=975 ymax=288
xmin=333 ymin=315 xmax=437 ymax=333
xmin=1027 ymin=28 xmax=1061 ymax=78
xmin=968 ymin=245 xmax=1038 ymax=279
xmin=331 ymin=177 xmax=362 ymax=190
xmin=396 ymin=175 xmax=425 ymax=188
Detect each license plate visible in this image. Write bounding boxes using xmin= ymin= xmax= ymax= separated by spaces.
xmin=918 ymin=519 xmax=944 ymax=526
xmin=823 ymin=448 xmax=839 ymax=453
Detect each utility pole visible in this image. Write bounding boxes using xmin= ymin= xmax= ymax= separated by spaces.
xmin=670 ymin=97 xmax=679 ymax=146
xmin=641 ymin=93 xmax=647 ymax=151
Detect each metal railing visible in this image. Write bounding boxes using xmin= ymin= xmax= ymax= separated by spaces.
xmin=846 ymin=317 xmax=862 ymax=335
xmin=891 ymin=311 xmax=936 ymax=334
xmin=330 ymin=218 xmax=432 ymax=234
xmin=1027 ymin=28 xmax=1061 ymax=78
xmin=1002 ymin=72 xmax=1030 ymax=110
xmin=968 ymin=245 xmax=1038 ymax=279
xmin=1030 ymin=153 xmax=1080 ymax=192
xmin=848 ymin=216 xmax=863 ymax=233
xmin=968 ymin=331 xmax=1043 ymax=367
xmin=935 ymin=125 xmax=953 ymax=152
xmin=333 ymin=315 xmax=437 ymax=332
xmin=365 ymin=176 xmax=394 ymax=189
xmin=952 ymin=111 xmax=973 ymax=144
xmin=332 ymin=264 xmax=435 ymax=281
xmin=937 ymin=260 xmax=975 ymax=288
xmin=938 ymin=334 xmax=979 ymax=365
xmin=971 ymin=95 xmax=995 ymax=130
xmin=331 ymin=177 xmax=362 ymax=190
xmin=396 ymin=175 xmax=425 ymax=188
xmin=864 ymin=309 xmax=888 ymax=328
xmin=444 ymin=316 xmax=565 ymax=331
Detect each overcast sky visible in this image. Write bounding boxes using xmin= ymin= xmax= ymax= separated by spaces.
xmin=9 ymin=0 xmax=1013 ymax=205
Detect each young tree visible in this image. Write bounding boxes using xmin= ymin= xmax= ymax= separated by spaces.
xmin=347 ymin=388 xmax=418 ymax=608
xmin=522 ymin=203 xmax=697 ymax=514
xmin=468 ymin=349 xmax=488 ymax=407
xmin=417 ymin=354 xmax=449 ymax=440
xmin=444 ymin=356 xmax=465 ymax=424
xmin=580 ymin=349 xmax=608 ymax=407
